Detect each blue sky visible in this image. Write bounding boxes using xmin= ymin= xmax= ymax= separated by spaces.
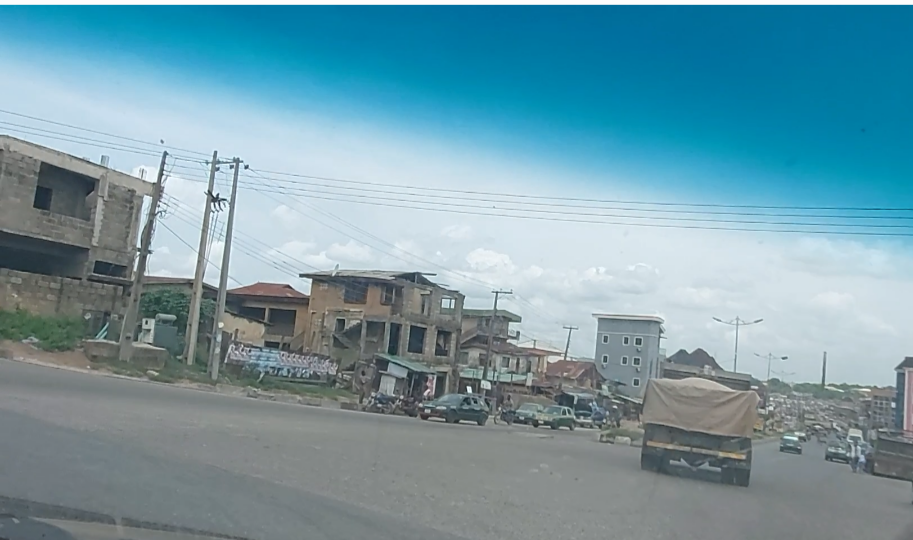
xmin=3 ymin=6 xmax=912 ymax=207
xmin=1 ymin=7 xmax=912 ymax=384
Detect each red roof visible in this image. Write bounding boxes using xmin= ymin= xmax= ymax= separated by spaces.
xmin=546 ymin=360 xmax=596 ymax=380
xmin=227 ymin=282 xmax=309 ymax=300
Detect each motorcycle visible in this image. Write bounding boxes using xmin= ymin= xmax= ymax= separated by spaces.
xmin=363 ymin=392 xmax=397 ymax=414
xmin=495 ymin=407 xmax=515 ymax=425
xmin=401 ymin=396 xmax=422 ymax=417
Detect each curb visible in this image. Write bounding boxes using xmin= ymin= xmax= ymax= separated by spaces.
xmin=0 ymin=355 xmax=347 ymax=410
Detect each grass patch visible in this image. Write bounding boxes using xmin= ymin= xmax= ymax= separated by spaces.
xmin=0 ymin=309 xmax=84 ymax=351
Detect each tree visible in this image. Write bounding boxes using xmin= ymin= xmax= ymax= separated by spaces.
xmin=139 ymin=288 xmax=215 ymax=335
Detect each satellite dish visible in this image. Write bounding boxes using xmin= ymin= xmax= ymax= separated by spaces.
xmin=331 ymin=263 xmax=340 ymax=277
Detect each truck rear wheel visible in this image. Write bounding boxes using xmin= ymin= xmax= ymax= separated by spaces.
xmin=734 ymin=469 xmax=750 ymax=487
xmin=640 ymin=453 xmax=658 ymax=472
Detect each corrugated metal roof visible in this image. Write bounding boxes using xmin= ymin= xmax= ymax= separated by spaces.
xmin=374 ymin=353 xmax=437 ymax=374
xmin=227 ymin=282 xmax=309 ymax=300
xmin=462 ymin=308 xmax=522 ymax=323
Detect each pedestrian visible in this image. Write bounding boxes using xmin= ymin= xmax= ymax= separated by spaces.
xmin=848 ymin=442 xmax=859 ymax=473
xmin=857 ymin=449 xmax=867 ymax=474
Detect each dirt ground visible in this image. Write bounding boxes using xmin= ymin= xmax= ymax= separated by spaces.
xmin=0 ymin=340 xmax=94 ymax=370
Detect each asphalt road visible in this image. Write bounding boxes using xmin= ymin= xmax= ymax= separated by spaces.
xmin=0 ymin=360 xmax=910 ymax=540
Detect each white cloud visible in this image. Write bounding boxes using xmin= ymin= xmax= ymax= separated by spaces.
xmin=326 ymin=240 xmax=373 ymax=264
xmin=441 ymin=224 xmax=472 ymax=241
xmin=6 ymin=55 xmax=912 ymax=385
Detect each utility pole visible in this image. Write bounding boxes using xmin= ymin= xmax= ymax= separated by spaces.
xmin=183 ymin=151 xmax=221 ymax=365
xmin=207 ymin=157 xmax=243 ymax=381
xmin=562 ymin=325 xmax=578 ymax=361
xmin=119 ymin=151 xmax=168 ymax=362
xmin=712 ymin=316 xmax=763 ymax=372
xmin=481 ymin=289 xmax=512 ymax=397
xmin=821 ymin=351 xmax=827 ymax=387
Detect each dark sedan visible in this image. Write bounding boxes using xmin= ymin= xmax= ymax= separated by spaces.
xmin=825 ymin=442 xmax=849 ymax=463
xmin=419 ymin=393 xmax=489 ymax=426
xmin=514 ymin=403 xmax=544 ymax=425
xmin=780 ymin=434 xmax=803 ymax=454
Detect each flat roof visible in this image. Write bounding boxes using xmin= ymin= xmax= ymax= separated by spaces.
xmin=462 ymin=308 xmax=522 ymax=323
xmin=592 ymin=313 xmax=665 ymax=324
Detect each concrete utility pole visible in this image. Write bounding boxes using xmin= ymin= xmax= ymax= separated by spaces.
xmin=481 ymin=289 xmax=512 ymax=397
xmin=207 ymin=157 xmax=243 ymax=381
xmin=821 ymin=351 xmax=827 ymax=387
xmin=562 ymin=325 xmax=578 ymax=361
xmin=183 ymin=151 xmax=221 ymax=366
xmin=119 ymin=151 xmax=168 ymax=362
xmin=712 ymin=316 xmax=763 ymax=372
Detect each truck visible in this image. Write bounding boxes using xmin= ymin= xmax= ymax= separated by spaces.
xmin=871 ymin=429 xmax=913 ymax=482
xmin=640 ymin=377 xmax=760 ymax=487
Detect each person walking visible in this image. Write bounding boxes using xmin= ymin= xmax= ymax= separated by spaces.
xmin=857 ymin=448 xmax=867 ymax=474
xmin=848 ymin=442 xmax=860 ymax=473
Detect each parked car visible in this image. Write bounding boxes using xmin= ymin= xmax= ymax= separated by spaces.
xmin=514 ymin=403 xmax=544 ymax=425
xmin=780 ymin=434 xmax=803 ymax=454
xmin=420 ymin=393 xmax=489 ymax=426
xmin=795 ymin=431 xmax=808 ymax=443
xmin=825 ymin=442 xmax=849 ymax=463
xmin=538 ymin=405 xmax=576 ymax=431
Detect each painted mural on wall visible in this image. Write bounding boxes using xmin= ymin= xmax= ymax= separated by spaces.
xmin=226 ymin=343 xmax=338 ymax=381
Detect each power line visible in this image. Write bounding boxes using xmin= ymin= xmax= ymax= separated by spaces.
xmin=254 ymin=168 xmax=913 ymax=213
xmin=0 ymin=108 xmax=212 ymax=158
xmin=2 ymin=108 xmax=910 ymax=216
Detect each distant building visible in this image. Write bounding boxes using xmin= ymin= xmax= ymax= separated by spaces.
xmin=545 ymin=359 xmax=603 ymax=389
xmin=894 ymin=357 xmax=913 ymax=430
xmin=592 ymin=313 xmax=665 ymax=397
xmin=226 ymin=282 xmax=310 ymax=351
xmin=866 ymin=387 xmax=896 ymax=429
xmin=300 ymin=270 xmax=464 ymax=380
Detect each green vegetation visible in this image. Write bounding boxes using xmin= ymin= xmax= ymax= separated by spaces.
xmin=139 ymin=288 xmax=215 ymax=335
xmin=0 ymin=308 xmax=84 ymax=351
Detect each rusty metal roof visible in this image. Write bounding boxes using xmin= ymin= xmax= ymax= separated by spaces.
xmin=227 ymin=282 xmax=309 ymax=300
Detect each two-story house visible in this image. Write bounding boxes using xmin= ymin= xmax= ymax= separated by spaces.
xmin=592 ymin=313 xmax=665 ymax=397
xmin=0 ymin=136 xmax=153 ymax=332
xmin=300 ymin=270 xmax=464 ymax=374
xmin=458 ymin=308 xmax=521 ymax=368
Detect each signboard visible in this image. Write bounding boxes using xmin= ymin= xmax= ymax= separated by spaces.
xmin=904 ymin=368 xmax=913 ymax=432
xmin=226 ymin=342 xmax=337 ymax=381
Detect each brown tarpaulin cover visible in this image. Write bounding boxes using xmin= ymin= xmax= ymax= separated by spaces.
xmin=642 ymin=377 xmax=759 ymax=437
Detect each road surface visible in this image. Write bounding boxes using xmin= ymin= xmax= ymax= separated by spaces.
xmin=0 ymin=359 xmax=909 ymax=540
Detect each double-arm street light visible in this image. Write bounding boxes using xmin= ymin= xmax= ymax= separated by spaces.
xmin=755 ymin=352 xmax=788 ymax=385
xmin=712 ymin=316 xmax=763 ymax=372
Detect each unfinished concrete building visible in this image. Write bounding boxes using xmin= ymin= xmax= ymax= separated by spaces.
xmin=300 ymin=270 xmax=464 ymax=371
xmin=0 ymin=136 xmax=153 ymax=328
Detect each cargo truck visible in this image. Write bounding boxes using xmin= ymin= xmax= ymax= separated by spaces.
xmin=640 ymin=377 xmax=759 ymax=487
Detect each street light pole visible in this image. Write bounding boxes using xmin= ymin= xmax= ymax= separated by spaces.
xmin=712 ymin=316 xmax=763 ymax=372
xmin=754 ymin=352 xmax=788 ymax=385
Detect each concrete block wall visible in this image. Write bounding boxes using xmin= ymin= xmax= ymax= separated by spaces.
xmin=0 ymin=147 xmax=95 ymax=249
xmin=0 ymin=144 xmax=144 ymax=274
xmin=92 ymin=182 xmax=142 ymax=269
xmin=0 ymin=268 xmax=123 ymax=318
